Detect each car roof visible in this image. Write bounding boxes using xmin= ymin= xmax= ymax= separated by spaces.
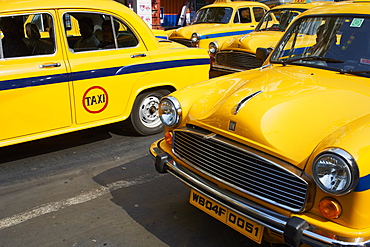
xmin=297 ymin=0 xmax=370 ymax=16
xmin=0 ymin=0 xmax=119 ymax=13
xmin=201 ymin=1 xmax=269 ymax=9
xmin=271 ymin=1 xmax=331 ymax=10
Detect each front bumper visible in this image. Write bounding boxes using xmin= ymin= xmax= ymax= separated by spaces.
xmin=150 ymin=139 xmax=370 ymax=247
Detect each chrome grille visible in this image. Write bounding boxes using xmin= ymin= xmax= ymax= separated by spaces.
xmin=216 ymin=50 xmax=263 ymax=70
xmin=173 ymin=129 xmax=309 ymax=212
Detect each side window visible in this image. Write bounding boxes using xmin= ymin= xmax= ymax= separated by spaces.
xmin=114 ymin=17 xmax=139 ymax=49
xmin=98 ymin=17 xmax=139 ymax=49
xmin=64 ymin=12 xmax=138 ymax=53
xmin=0 ymin=13 xmax=55 ymax=59
xmin=253 ymin=7 xmax=266 ymax=23
xmin=234 ymin=8 xmax=251 ymax=24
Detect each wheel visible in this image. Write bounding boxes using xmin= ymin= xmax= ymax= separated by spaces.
xmin=129 ymin=89 xmax=170 ymax=135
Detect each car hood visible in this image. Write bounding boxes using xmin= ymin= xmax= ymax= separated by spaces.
xmin=187 ymin=65 xmax=370 ymax=168
xmin=170 ymin=23 xmax=230 ymax=39
xmin=221 ymin=31 xmax=284 ymax=54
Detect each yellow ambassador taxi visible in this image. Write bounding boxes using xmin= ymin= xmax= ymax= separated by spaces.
xmin=168 ymin=0 xmax=269 ymax=51
xmin=0 ymin=0 xmax=210 ymax=148
xmin=210 ymin=0 xmax=329 ymax=76
xmin=150 ymin=0 xmax=370 ymax=246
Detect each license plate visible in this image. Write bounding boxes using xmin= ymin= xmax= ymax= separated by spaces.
xmin=189 ymin=189 xmax=264 ymax=244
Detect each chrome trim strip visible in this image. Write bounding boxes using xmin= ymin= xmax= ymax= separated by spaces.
xmin=212 ymin=64 xmax=245 ymax=72
xmin=234 ymin=90 xmax=263 ymax=115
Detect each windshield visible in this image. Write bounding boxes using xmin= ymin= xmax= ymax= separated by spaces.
xmin=271 ymin=15 xmax=370 ymax=75
xmin=256 ymin=8 xmax=306 ymax=31
xmin=192 ymin=7 xmax=233 ymax=24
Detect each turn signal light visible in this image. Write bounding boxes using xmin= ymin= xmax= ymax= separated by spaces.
xmin=318 ymin=197 xmax=342 ymax=219
xmin=164 ymin=131 xmax=173 ymax=145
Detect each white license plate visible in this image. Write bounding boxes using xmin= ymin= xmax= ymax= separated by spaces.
xmin=190 ymin=189 xmax=264 ymax=244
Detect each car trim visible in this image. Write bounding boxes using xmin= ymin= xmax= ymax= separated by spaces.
xmin=199 ymin=29 xmax=253 ymax=40
xmin=0 ymin=58 xmax=210 ymax=91
xmin=355 ymin=174 xmax=370 ymax=192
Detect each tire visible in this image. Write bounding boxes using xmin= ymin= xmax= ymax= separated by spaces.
xmin=129 ymin=89 xmax=170 ymax=135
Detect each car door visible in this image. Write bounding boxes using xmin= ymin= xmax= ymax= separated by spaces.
xmin=59 ymin=10 xmax=152 ymax=125
xmin=0 ymin=11 xmax=72 ymax=144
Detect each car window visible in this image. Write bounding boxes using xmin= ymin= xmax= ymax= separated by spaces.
xmin=64 ymin=12 xmax=139 ymax=53
xmin=253 ymin=7 xmax=266 ymax=23
xmin=271 ymin=16 xmax=370 ymax=75
xmin=0 ymin=13 xmax=55 ymax=59
xmin=234 ymin=8 xmax=251 ymax=23
xmin=256 ymin=9 xmax=306 ymax=31
xmin=192 ymin=7 xmax=233 ymax=24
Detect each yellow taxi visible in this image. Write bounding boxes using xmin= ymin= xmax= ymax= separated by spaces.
xmin=150 ymin=0 xmax=370 ymax=246
xmin=210 ymin=0 xmax=330 ymax=76
xmin=0 ymin=0 xmax=210 ymax=148
xmin=168 ymin=0 xmax=269 ymax=51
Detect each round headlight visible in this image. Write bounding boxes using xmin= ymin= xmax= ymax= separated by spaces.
xmin=159 ymin=96 xmax=182 ymax=127
xmin=191 ymin=33 xmax=200 ymax=45
xmin=209 ymin=42 xmax=218 ymax=54
xmin=312 ymin=148 xmax=359 ymax=196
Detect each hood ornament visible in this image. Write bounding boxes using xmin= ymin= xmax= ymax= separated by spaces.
xmin=233 ymin=90 xmax=262 ymax=115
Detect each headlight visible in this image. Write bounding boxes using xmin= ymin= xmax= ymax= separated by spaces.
xmin=191 ymin=33 xmax=200 ymax=46
xmin=208 ymin=42 xmax=218 ymax=54
xmin=159 ymin=96 xmax=182 ymax=127
xmin=312 ymin=148 xmax=359 ymax=196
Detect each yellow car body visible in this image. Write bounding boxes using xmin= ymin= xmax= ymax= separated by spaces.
xmin=151 ymin=1 xmax=370 ymax=246
xmin=0 ymin=0 xmax=210 ymax=148
xmin=210 ymin=0 xmax=329 ymax=75
xmin=168 ymin=0 xmax=269 ymax=51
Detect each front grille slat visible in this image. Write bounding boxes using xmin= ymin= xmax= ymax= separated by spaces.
xmin=173 ymin=130 xmax=309 ymax=212
xmin=215 ymin=50 xmax=263 ymax=70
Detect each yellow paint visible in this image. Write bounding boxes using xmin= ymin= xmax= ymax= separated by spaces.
xmin=0 ymin=0 xmax=210 ymax=147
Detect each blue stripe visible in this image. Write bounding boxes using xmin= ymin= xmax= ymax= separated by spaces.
xmin=355 ymin=174 xmax=370 ymax=192
xmin=281 ymin=47 xmax=308 ymax=57
xmin=0 ymin=73 xmax=69 ymax=91
xmin=200 ymin=29 xmax=253 ymax=40
xmin=0 ymin=58 xmax=209 ymax=91
xmin=155 ymin=35 xmax=168 ymax=40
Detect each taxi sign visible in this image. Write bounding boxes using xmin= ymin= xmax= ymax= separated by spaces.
xmin=190 ymin=190 xmax=264 ymax=243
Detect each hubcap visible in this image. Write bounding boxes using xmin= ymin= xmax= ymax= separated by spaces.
xmin=139 ymin=95 xmax=161 ymax=128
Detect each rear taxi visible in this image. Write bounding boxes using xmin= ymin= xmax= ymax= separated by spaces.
xmin=168 ymin=0 xmax=269 ymax=51
xmin=0 ymin=0 xmax=210 ymax=148
xmin=210 ymin=0 xmax=329 ymax=76
xmin=151 ymin=0 xmax=370 ymax=246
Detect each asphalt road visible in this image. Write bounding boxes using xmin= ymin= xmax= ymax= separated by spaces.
xmin=0 ymin=123 xmax=275 ymax=247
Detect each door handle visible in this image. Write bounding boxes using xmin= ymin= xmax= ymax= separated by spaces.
xmin=130 ymin=54 xmax=146 ymax=58
xmin=39 ymin=63 xmax=61 ymax=68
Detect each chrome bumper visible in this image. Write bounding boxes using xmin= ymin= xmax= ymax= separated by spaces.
xmin=211 ymin=64 xmax=245 ymax=73
xmin=150 ymin=139 xmax=370 ymax=247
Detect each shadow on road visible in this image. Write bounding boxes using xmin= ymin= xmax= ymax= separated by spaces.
xmin=0 ymin=120 xmax=142 ymax=164
xmin=93 ymin=156 xmax=274 ymax=247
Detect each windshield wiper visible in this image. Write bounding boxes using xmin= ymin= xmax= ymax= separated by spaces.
xmin=282 ymin=56 xmax=344 ymax=66
xmin=340 ymin=69 xmax=370 ymax=75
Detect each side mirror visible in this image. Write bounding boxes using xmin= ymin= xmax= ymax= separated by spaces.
xmin=256 ymin=47 xmax=273 ymax=62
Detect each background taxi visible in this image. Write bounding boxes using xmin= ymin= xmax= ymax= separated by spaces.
xmin=210 ymin=0 xmax=329 ymax=76
xmin=168 ymin=0 xmax=269 ymax=51
xmin=151 ymin=0 xmax=370 ymax=246
xmin=0 ymin=0 xmax=210 ymax=148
